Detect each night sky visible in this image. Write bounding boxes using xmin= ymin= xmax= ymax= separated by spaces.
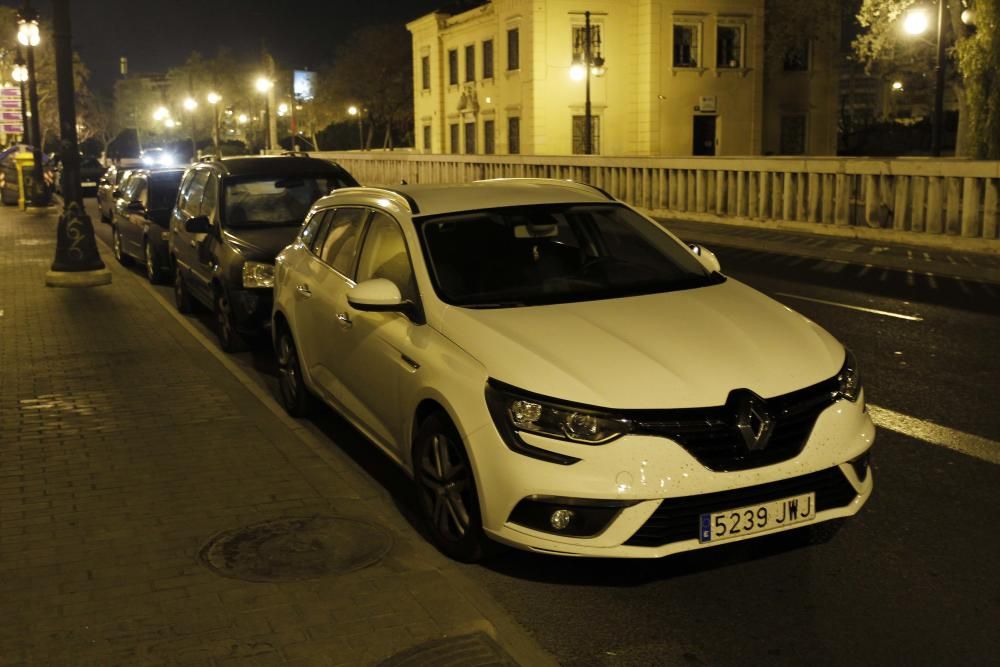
xmin=1 ymin=0 xmax=459 ymax=94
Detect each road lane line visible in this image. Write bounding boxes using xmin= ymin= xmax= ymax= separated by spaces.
xmin=774 ymin=292 xmax=924 ymax=321
xmin=868 ymin=405 xmax=1000 ymax=465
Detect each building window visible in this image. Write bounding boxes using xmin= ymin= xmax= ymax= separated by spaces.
xmin=507 ymin=28 xmax=520 ymax=71
xmin=572 ymin=23 xmax=603 ymax=62
xmin=464 ymin=121 xmax=476 ymax=154
xmin=423 ymin=124 xmax=432 ymax=152
xmin=484 ymin=119 xmax=495 ymax=154
xmin=465 ymin=44 xmax=475 ymax=82
xmin=716 ymin=24 xmax=744 ymax=68
xmin=783 ymin=41 xmax=809 ymax=71
xmin=572 ymin=115 xmax=600 ymax=154
xmin=448 ymin=49 xmax=458 ymax=86
xmin=421 ymin=55 xmax=431 ymax=90
xmin=508 ymin=116 xmax=520 ymax=154
xmin=449 ymin=123 xmax=460 ymax=153
xmin=780 ymin=115 xmax=807 ymax=154
xmin=482 ymin=39 xmax=494 ymax=79
xmin=673 ymin=24 xmax=700 ymax=68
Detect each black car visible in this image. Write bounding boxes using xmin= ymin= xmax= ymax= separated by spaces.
xmin=111 ymin=168 xmax=186 ymax=283
xmin=169 ymin=155 xmax=358 ymax=351
xmin=53 ymin=155 xmax=106 ymax=198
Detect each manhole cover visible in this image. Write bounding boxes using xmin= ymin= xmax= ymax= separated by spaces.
xmin=377 ymin=632 xmax=518 ymax=667
xmin=199 ymin=516 xmax=392 ymax=582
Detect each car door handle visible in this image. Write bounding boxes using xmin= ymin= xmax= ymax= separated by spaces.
xmin=336 ymin=312 xmax=352 ymax=329
xmin=295 ymin=284 xmax=312 ymax=298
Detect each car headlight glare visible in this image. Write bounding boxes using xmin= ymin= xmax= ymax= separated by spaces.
xmin=837 ymin=349 xmax=862 ymax=402
xmin=501 ymin=394 xmax=630 ymax=444
xmin=242 ymin=261 xmax=275 ymax=289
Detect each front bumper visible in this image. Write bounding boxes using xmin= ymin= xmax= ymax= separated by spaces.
xmin=230 ymin=288 xmax=273 ymax=334
xmin=467 ymin=392 xmax=875 ymax=558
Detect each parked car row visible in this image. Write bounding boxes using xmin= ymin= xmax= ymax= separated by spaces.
xmin=111 ymin=155 xmax=875 ymax=563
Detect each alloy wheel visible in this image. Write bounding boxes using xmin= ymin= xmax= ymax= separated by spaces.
xmin=418 ymin=432 xmax=473 ymax=542
xmin=215 ymin=291 xmax=245 ymax=352
xmin=173 ymin=266 xmax=192 ymax=313
xmin=276 ymin=330 xmax=311 ymax=416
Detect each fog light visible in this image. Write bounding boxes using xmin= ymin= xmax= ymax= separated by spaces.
xmin=550 ymin=509 xmax=574 ymax=530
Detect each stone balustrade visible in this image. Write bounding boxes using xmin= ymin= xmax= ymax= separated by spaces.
xmin=315 ymin=152 xmax=1000 ymax=246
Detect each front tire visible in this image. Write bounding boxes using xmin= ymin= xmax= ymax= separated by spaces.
xmin=275 ymin=327 xmax=313 ymax=417
xmin=112 ymin=227 xmax=131 ymax=266
xmin=173 ymin=263 xmax=194 ymax=314
xmin=413 ymin=413 xmax=489 ymax=563
xmin=215 ymin=288 xmax=247 ymax=353
xmin=144 ymin=240 xmax=161 ymax=284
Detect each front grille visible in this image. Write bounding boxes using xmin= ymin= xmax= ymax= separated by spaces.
xmin=630 ymin=376 xmax=840 ymax=471
xmin=624 ymin=466 xmax=858 ymax=547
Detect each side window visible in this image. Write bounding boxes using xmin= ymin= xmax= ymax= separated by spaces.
xmin=200 ymin=173 xmax=219 ymax=220
xmin=320 ymin=207 xmax=369 ymax=277
xmin=127 ymin=177 xmax=148 ymax=206
xmin=356 ymin=212 xmax=417 ymax=303
xmin=180 ymin=170 xmax=209 ymax=216
xmin=309 ymin=210 xmax=334 ymax=255
xmin=300 ymin=209 xmax=327 ymax=247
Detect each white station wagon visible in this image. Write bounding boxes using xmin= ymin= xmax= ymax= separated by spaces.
xmin=272 ymin=179 xmax=874 ymax=561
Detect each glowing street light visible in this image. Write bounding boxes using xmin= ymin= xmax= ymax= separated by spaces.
xmin=206 ymin=92 xmax=221 ymax=105
xmin=11 ymin=60 xmax=28 ymax=82
xmin=891 ymin=81 xmax=904 ymax=92
xmin=277 ymin=102 xmax=289 ymax=117
xmin=238 ymin=113 xmax=248 ymax=125
xmin=183 ymin=97 xmax=198 ymax=111
xmin=255 ymin=77 xmax=273 ymax=93
xmin=902 ymin=7 xmax=930 ymax=35
xmin=255 ymin=77 xmax=274 ymax=150
xmin=152 ymin=106 xmax=169 ymax=121
xmin=17 ymin=5 xmax=46 ymax=205
xmin=17 ymin=14 xmax=40 ymax=47
xmin=569 ymin=63 xmax=586 ymax=81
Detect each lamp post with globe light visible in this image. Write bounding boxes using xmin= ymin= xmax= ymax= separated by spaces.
xmin=255 ymin=76 xmax=273 ymax=151
xmin=18 ymin=2 xmax=47 ymax=205
xmin=207 ymin=92 xmax=221 ymax=157
xmin=183 ymin=96 xmax=198 ymax=160
xmin=901 ymin=3 xmax=946 ymax=156
xmin=11 ymin=54 xmax=28 ymax=142
xmin=569 ymin=10 xmax=607 ymax=155
xmin=348 ymin=105 xmax=363 ymax=150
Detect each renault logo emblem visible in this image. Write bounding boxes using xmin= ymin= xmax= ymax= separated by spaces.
xmin=731 ymin=391 xmax=774 ymax=452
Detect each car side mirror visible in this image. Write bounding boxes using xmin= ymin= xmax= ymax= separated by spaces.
xmin=348 ymin=278 xmax=423 ymax=322
xmin=688 ymin=243 xmax=721 ymax=273
xmin=184 ymin=215 xmax=211 ymax=234
xmin=126 ymin=200 xmax=145 ymax=212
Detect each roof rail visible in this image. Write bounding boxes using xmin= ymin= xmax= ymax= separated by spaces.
xmin=473 ymin=177 xmax=616 ymax=201
xmin=327 ymin=186 xmax=419 ymax=214
xmin=281 ymin=150 xmax=310 ymax=157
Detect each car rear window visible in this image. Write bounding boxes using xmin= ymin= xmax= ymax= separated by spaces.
xmin=148 ymin=171 xmax=185 ymax=210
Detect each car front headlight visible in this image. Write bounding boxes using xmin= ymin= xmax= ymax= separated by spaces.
xmin=486 ymin=381 xmax=631 ymax=445
xmin=837 ymin=348 xmax=862 ymax=402
xmin=242 ymin=261 xmax=275 ymax=289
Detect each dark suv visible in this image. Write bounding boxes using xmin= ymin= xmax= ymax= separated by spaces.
xmin=169 ymin=155 xmax=357 ymax=351
xmin=110 ymin=167 xmax=186 ymax=283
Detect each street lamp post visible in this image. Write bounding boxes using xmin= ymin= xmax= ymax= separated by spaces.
xmin=255 ymin=76 xmax=273 ymax=152
xmin=183 ymin=96 xmax=198 ymax=160
xmin=569 ymin=11 xmax=607 ymax=155
xmin=207 ymin=92 xmax=221 ymax=157
xmin=18 ymin=2 xmax=48 ymax=206
xmin=11 ymin=53 xmax=28 ymax=143
xmin=348 ymin=105 xmax=363 ymax=150
xmin=902 ymin=2 xmax=946 ymax=157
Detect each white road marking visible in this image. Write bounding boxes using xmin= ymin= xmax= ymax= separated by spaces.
xmin=775 ymin=292 xmax=924 ymax=321
xmin=868 ymin=405 xmax=1000 ymax=465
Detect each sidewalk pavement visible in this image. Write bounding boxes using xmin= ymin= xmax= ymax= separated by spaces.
xmin=655 ymin=217 xmax=1000 ymax=285
xmin=0 ymin=206 xmax=557 ymax=667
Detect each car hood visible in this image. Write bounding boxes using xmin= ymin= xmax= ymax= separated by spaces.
xmin=222 ymin=226 xmax=299 ymax=261
xmin=436 ymin=280 xmax=844 ymax=409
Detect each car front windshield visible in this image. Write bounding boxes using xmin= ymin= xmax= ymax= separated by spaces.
xmin=418 ymin=203 xmax=722 ymax=308
xmin=222 ymin=175 xmax=340 ymax=228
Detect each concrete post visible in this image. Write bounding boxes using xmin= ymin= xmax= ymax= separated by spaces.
xmin=961 ymin=177 xmax=981 ymax=238
xmin=927 ymin=177 xmax=943 ymax=234
xmin=911 ymin=177 xmax=927 ymax=233
xmin=946 ymin=177 xmax=961 ymax=235
xmin=984 ymin=179 xmax=999 ymax=240
xmin=893 ymin=176 xmax=910 ymax=231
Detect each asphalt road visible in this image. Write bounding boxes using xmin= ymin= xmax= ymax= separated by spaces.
xmin=89 ymin=201 xmax=1000 ymax=667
